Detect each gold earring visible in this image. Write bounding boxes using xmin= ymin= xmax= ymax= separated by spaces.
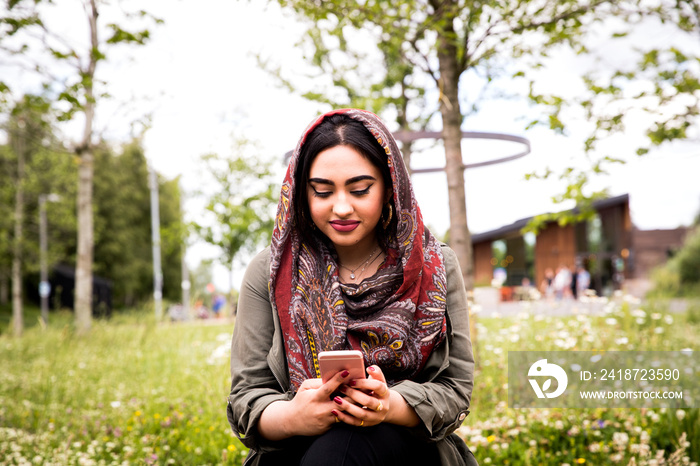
xmin=382 ymin=204 xmax=393 ymax=229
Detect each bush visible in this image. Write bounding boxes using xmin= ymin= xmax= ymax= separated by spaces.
xmin=676 ymin=227 xmax=700 ymax=286
xmin=650 ymin=227 xmax=700 ymax=298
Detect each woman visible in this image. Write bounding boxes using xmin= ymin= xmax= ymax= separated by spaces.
xmin=227 ymin=108 xmax=476 ymax=465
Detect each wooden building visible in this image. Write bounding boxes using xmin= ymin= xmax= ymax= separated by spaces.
xmin=471 ymin=194 xmax=689 ymax=297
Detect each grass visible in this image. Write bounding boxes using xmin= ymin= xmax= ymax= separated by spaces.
xmin=0 ymin=294 xmax=698 ymax=465
xmin=0 ymin=304 xmax=245 ymax=465
xmin=463 ymin=294 xmax=699 ymax=465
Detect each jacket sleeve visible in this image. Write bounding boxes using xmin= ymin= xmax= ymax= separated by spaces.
xmin=226 ymin=248 xmax=292 ymax=452
xmin=391 ymin=245 xmax=475 ymax=441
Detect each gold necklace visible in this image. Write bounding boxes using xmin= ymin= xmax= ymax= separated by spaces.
xmin=339 ymin=246 xmax=380 ymax=280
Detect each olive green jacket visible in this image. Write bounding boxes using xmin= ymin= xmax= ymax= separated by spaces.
xmin=227 ymin=245 xmax=477 ymax=465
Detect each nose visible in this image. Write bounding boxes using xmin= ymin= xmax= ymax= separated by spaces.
xmin=333 ymin=193 xmax=353 ymax=217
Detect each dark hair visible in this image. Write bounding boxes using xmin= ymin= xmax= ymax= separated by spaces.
xmin=293 ymin=113 xmax=396 ymax=250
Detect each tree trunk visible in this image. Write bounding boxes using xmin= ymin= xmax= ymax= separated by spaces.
xmin=12 ymin=133 xmax=25 ymax=337
xmin=433 ymin=4 xmax=474 ymax=291
xmin=0 ymin=268 xmax=8 ymax=305
xmin=74 ymin=0 xmax=99 ymax=333
xmin=75 ymin=149 xmax=94 ymax=332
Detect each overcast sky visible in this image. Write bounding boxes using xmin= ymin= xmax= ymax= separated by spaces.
xmin=5 ymin=0 xmax=699 ymax=291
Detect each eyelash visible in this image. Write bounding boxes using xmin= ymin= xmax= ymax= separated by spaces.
xmin=312 ymin=187 xmax=371 ymax=198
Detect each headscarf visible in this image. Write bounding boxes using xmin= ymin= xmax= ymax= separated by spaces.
xmin=269 ymin=108 xmax=447 ymax=391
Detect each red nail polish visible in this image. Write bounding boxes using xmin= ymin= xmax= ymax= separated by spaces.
xmin=350 ymin=380 xmax=357 ymax=386
xmin=331 ymin=409 xmax=339 ymax=416
xmin=339 ymin=385 xmax=347 ymax=393
xmin=340 ymin=370 xmax=350 ymax=378
xmin=334 ymin=396 xmax=343 ymax=405
xmin=367 ymin=366 xmax=375 ymax=372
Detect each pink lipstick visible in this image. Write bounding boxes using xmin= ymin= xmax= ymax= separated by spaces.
xmin=330 ymin=220 xmax=360 ymax=232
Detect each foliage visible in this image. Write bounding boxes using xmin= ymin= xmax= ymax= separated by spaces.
xmin=0 ymin=306 xmax=246 ymax=465
xmin=0 ymin=94 xmax=75 ymax=324
xmin=158 ymin=175 xmax=188 ymax=303
xmin=190 ymin=142 xmax=279 ymax=291
xmin=266 ymin=0 xmax=665 ymax=291
xmin=1 ymin=293 xmax=698 ymax=465
xmin=523 ymin=0 xmax=700 ymax=229
xmin=92 ymin=141 xmax=183 ymax=307
xmin=268 ymin=0 xmax=699 ymax=241
xmin=467 ymin=294 xmax=699 ymax=464
xmin=676 ymin=228 xmax=700 ymax=286
xmin=1 ymin=0 xmax=162 ymax=332
xmin=269 ymin=0 xmax=628 ymax=124
xmin=0 ymin=136 xmax=183 ymax=310
xmin=649 ymin=227 xmax=700 ymax=298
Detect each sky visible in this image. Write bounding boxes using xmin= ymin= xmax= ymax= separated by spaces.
xmin=4 ymin=0 xmax=700 ymax=292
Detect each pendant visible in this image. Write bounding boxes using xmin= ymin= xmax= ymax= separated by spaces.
xmin=350 ymin=273 xmax=355 ymax=279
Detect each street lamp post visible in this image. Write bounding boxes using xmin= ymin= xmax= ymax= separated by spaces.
xmin=148 ymin=164 xmax=163 ymax=320
xmin=39 ymin=193 xmax=61 ymax=326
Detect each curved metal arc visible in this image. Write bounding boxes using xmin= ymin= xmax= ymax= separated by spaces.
xmin=284 ymin=130 xmax=531 ymax=172
xmin=394 ymin=130 xmax=531 ymax=173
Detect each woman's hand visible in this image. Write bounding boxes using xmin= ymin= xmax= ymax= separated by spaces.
xmin=257 ymin=369 xmax=353 ymax=440
xmin=331 ymin=365 xmax=414 ymax=428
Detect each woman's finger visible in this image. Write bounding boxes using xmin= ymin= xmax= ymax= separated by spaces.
xmin=331 ymin=402 xmax=373 ymax=427
xmin=317 ymin=370 xmax=351 ymax=399
xmin=297 ymin=377 xmax=323 ymax=392
xmin=366 ymin=365 xmax=387 ymax=383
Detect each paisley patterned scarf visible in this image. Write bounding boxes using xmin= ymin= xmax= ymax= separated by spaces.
xmin=269 ymin=108 xmax=447 ymax=392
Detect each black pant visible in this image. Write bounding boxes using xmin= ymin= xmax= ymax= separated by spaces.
xmin=257 ymin=423 xmax=439 ymax=466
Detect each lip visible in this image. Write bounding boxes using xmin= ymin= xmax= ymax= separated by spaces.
xmin=330 ymin=220 xmax=360 ymax=232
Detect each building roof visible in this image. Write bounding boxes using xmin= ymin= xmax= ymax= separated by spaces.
xmin=471 ymin=193 xmax=630 ymax=244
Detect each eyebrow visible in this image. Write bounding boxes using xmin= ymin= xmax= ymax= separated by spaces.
xmin=308 ymin=175 xmax=377 ymax=186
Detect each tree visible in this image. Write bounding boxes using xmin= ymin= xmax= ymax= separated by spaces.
xmin=268 ymin=0 xmax=636 ymax=289
xmin=158 ymin=176 xmax=186 ymax=303
xmin=92 ymin=142 xmax=153 ymax=307
xmin=90 ymin=140 xmax=184 ymax=308
xmin=0 ymin=145 xmax=12 ymax=306
xmin=4 ymin=95 xmax=54 ymax=336
xmin=190 ymin=142 xmax=279 ymax=292
xmin=1 ymin=0 xmax=160 ymax=333
xmin=521 ymin=1 xmax=700 ymax=231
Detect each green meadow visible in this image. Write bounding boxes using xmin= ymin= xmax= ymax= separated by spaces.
xmin=1 ymin=296 xmax=698 ymax=465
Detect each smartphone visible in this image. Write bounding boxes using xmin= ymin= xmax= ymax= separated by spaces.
xmin=318 ymin=350 xmax=366 ymax=383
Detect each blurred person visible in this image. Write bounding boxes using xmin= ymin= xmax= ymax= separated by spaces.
xmin=553 ymin=265 xmax=572 ymax=300
xmin=226 ymin=109 xmax=477 ymax=465
xmin=576 ymin=266 xmax=591 ymax=298
xmin=212 ymin=294 xmax=226 ymax=318
xmin=540 ymin=267 xmax=555 ymax=302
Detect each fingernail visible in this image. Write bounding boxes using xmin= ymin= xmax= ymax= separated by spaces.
xmin=333 ymin=396 xmax=343 ymax=405
xmin=340 ymin=370 xmax=350 ymax=378
xmin=339 ymin=385 xmax=347 ymax=393
xmin=350 ymin=380 xmax=357 ymax=386
xmin=367 ymin=366 xmax=376 ymax=372
xmin=331 ymin=409 xmax=339 ymax=416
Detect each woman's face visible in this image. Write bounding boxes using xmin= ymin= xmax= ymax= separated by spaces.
xmin=306 ymin=145 xmax=390 ymax=252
